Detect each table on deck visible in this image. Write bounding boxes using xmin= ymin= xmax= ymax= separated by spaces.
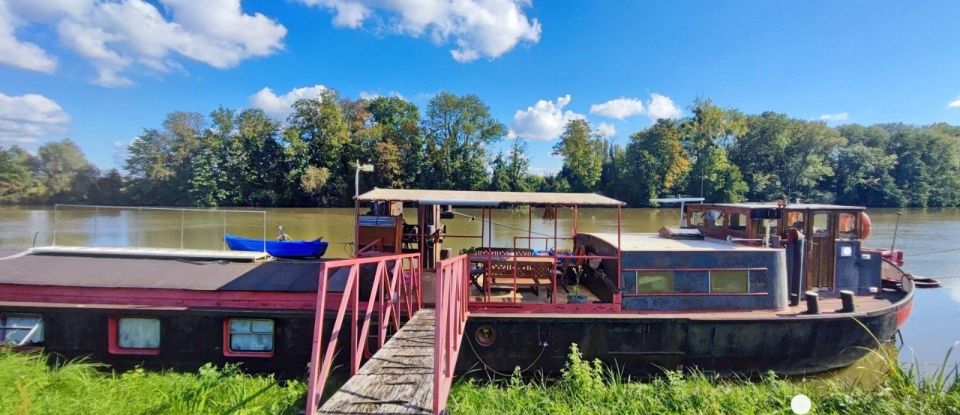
xmin=468 ymin=255 xmax=557 ymax=296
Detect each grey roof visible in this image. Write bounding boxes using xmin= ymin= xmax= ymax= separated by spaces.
xmin=356 ymin=188 xmax=625 ymax=207
xmin=694 ymin=202 xmax=866 ymax=210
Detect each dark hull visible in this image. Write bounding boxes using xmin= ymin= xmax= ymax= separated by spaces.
xmin=458 ymin=291 xmax=913 ymax=378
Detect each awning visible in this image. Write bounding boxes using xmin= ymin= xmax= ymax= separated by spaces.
xmin=356 ymin=188 xmax=625 ymax=207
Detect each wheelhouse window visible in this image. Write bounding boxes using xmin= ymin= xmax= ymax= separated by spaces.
xmin=635 ymin=271 xmax=674 ymax=294
xmin=728 ymin=213 xmax=748 ymax=231
xmin=227 ymin=319 xmax=274 ymax=352
xmin=812 ymin=213 xmax=831 ymax=237
xmin=1 ymin=314 xmax=43 ymax=346
xmin=710 ymin=270 xmax=749 ymax=293
xmin=838 ymin=213 xmax=858 ymax=240
xmin=118 ymin=317 xmax=160 ymax=349
xmin=786 ymin=211 xmax=805 ymax=230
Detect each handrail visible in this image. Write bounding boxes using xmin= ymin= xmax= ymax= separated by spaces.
xmin=305 ymin=253 xmax=422 ymax=414
xmin=357 ymin=238 xmax=383 ymax=256
xmin=434 ymin=254 xmax=470 ymax=414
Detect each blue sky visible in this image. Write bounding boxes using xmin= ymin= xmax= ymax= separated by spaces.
xmin=2 ymin=0 xmax=960 ymax=174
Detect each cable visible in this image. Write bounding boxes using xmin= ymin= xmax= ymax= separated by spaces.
xmin=450 ymin=210 xmax=556 ymax=239
xmin=907 ymin=247 xmax=960 ymax=257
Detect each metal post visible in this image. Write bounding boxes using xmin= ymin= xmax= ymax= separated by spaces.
xmin=262 ymin=211 xmax=267 ymax=254
xmin=93 ymin=206 xmax=99 ymax=247
xmin=180 ymin=209 xmax=185 ymax=249
xmin=527 ymin=206 xmax=532 ymax=250
xmin=52 ymin=204 xmax=58 ymax=247
xmin=137 ymin=207 xmax=142 ymax=248
xmin=222 ymin=211 xmax=227 ymax=251
xmin=890 ymin=211 xmax=903 ymax=252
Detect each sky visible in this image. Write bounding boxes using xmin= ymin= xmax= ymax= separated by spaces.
xmin=2 ymin=0 xmax=960 ymax=174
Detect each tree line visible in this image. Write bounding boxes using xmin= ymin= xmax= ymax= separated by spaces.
xmin=2 ymin=92 xmax=959 ymax=208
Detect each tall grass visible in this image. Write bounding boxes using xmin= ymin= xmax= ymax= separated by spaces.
xmin=448 ymin=343 xmax=960 ymax=415
xmin=0 ymin=348 xmax=305 ymax=415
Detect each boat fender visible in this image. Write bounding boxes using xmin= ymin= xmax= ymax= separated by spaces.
xmin=859 ymin=212 xmax=872 ymax=240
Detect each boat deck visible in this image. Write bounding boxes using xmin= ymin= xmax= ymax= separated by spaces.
xmin=30 ymin=246 xmax=269 ymax=261
xmin=0 ymin=251 xmax=333 ymax=292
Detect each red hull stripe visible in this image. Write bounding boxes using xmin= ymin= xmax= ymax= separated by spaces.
xmin=0 ymin=283 xmax=339 ymax=311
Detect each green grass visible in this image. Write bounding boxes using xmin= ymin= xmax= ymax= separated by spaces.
xmin=2 ymin=344 xmax=959 ymax=414
xmin=447 ymin=343 xmax=960 ymax=415
xmin=0 ymin=348 xmax=305 ymax=415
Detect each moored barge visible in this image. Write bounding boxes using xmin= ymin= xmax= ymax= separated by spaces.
xmin=0 ymin=191 xmax=914 ymax=385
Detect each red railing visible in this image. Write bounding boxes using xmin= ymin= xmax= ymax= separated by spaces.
xmin=434 ymin=254 xmax=470 ymax=414
xmin=305 ymin=253 xmax=422 ymax=414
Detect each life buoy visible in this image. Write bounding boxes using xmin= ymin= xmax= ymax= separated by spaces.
xmin=859 ymin=212 xmax=872 ymax=240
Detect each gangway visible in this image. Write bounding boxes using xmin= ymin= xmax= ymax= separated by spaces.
xmin=305 ymin=254 xmax=470 ymax=414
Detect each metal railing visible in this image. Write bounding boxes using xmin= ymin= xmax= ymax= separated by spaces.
xmin=49 ymin=204 xmax=267 ymax=252
xmin=434 ymin=254 xmax=470 ymax=414
xmin=305 ymin=253 xmax=423 ymax=414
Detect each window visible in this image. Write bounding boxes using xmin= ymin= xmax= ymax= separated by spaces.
xmin=812 ymin=213 xmax=831 ymax=237
xmin=635 ymin=271 xmax=674 ymax=294
xmin=710 ymin=270 xmax=749 ymax=293
xmin=1 ymin=314 xmax=43 ymax=346
xmin=226 ymin=319 xmax=274 ymax=355
xmin=109 ymin=316 xmax=160 ymax=355
xmin=728 ymin=213 xmax=748 ymax=231
xmin=786 ymin=211 xmax=805 ymax=230
xmin=838 ymin=213 xmax=858 ymax=240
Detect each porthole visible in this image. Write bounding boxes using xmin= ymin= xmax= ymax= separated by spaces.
xmin=475 ymin=325 xmax=496 ymax=347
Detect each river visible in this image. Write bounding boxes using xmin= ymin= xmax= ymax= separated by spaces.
xmin=1 ymin=205 xmax=958 ymax=376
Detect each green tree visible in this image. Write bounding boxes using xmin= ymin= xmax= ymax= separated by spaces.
xmin=553 ymin=120 xmax=604 ymax=192
xmin=37 ymin=139 xmax=97 ymax=203
xmin=422 ymin=92 xmax=506 ymax=190
xmin=833 ymin=144 xmax=904 ymax=207
xmin=284 ymin=91 xmax=351 ymax=205
xmin=626 ymin=119 xmax=691 ymax=205
xmin=682 ymin=99 xmax=746 ymax=199
xmin=0 ymin=146 xmax=44 ymax=203
xmin=367 ymin=97 xmax=423 ymax=186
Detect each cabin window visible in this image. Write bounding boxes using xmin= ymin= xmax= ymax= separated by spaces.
xmin=118 ymin=318 xmax=161 ymax=349
xmin=228 ymin=319 xmax=274 ymax=352
xmin=710 ymin=270 xmax=749 ymax=293
xmin=728 ymin=213 xmax=748 ymax=231
xmin=702 ymin=210 xmax=724 ymax=228
xmin=838 ymin=213 xmax=858 ymax=240
xmin=0 ymin=314 xmax=43 ymax=346
xmin=812 ymin=213 xmax=831 ymax=237
xmin=786 ymin=211 xmax=805 ymax=230
xmin=635 ymin=271 xmax=674 ymax=293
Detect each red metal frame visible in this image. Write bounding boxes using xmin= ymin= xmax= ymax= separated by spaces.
xmin=107 ymin=316 xmax=160 ymax=356
xmin=305 ymin=253 xmax=422 ymax=415
xmin=434 ymin=254 xmax=470 ymax=414
xmin=222 ymin=318 xmax=274 ymax=358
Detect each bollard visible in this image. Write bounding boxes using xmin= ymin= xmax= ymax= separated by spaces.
xmin=789 ymin=293 xmax=799 ymax=307
xmin=804 ymin=290 xmax=820 ymax=314
xmin=838 ymin=290 xmax=855 ymax=313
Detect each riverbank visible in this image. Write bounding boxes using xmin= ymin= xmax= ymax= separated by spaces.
xmin=3 ymin=345 xmax=958 ymax=415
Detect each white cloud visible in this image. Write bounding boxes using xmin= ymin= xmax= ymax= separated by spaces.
xmin=0 ymin=92 xmax=70 ymax=144
xmin=249 ymin=85 xmax=328 ymax=120
xmin=0 ymin=0 xmax=286 ymax=86
xmin=818 ymin=112 xmax=850 ymax=123
xmin=298 ymin=0 xmax=541 ymax=62
xmin=0 ymin=2 xmax=58 ymax=73
xmin=595 ymin=122 xmax=616 ymax=138
xmin=510 ymin=94 xmax=585 ymax=141
xmin=589 ymin=97 xmax=644 ymax=120
xmin=528 ymin=166 xmax=559 ymax=177
xmin=646 ymin=93 xmax=682 ymax=121
xmin=948 ymin=97 xmax=960 ymax=108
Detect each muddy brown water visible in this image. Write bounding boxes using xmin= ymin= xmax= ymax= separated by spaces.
xmin=1 ymin=205 xmax=959 ymax=378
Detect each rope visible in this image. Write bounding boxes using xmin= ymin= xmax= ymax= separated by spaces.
xmin=907 ymin=247 xmax=960 ymax=257
xmin=451 ymin=210 xmax=556 ymax=239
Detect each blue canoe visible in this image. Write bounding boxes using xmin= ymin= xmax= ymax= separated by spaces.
xmin=224 ymin=234 xmax=328 ymax=258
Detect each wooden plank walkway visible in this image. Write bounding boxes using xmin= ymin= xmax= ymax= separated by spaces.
xmin=319 ymin=309 xmax=436 ymax=414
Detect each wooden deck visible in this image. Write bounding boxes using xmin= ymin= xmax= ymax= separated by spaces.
xmin=319 ymin=309 xmax=436 ymax=414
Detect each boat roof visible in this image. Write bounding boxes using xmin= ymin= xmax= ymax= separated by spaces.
xmin=688 ymin=202 xmax=866 ymax=210
xmin=582 ymin=232 xmax=780 ymax=252
xmin=356 ymin=188 xmax=625 ymax=207
xmin=0 ymin=252 xmax=347 ymax=292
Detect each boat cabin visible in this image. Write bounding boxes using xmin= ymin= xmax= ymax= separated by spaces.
xmin=683 ymin=202 xmax=884 ymax=298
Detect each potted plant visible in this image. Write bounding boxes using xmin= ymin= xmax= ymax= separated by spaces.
xmin=565 ymin=264 xmax=588 ymax=304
